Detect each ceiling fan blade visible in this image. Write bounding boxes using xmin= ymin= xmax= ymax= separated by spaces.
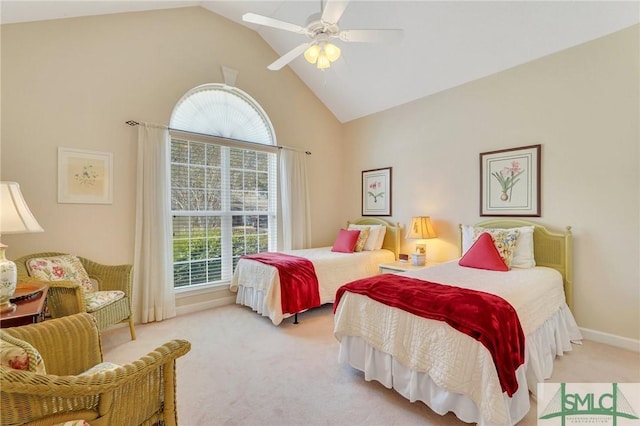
xmin=321 ymin=0 xmax=349 ymax=24
xmin=267 ymin=42 xmax=313 ymax=71
xmin=242 ymin=13 xmax=307 ymax=35
xmin=338 ymin=29 xmax=404 ymax=43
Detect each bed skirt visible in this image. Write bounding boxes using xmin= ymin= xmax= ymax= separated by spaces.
xmin=337 ymin=304 xmax=582 ymax=426
xmin=234 ymin=285 xmax=293 ymax=326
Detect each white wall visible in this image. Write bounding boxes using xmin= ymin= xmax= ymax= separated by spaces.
xmin=343 ymin=25 xmax=639 ymax=341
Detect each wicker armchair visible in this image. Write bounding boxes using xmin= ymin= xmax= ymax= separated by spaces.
xmin=15 ymin=252 xmax=136 ymax=340
xmin=0 ymin=313 xmax=191 ymax=426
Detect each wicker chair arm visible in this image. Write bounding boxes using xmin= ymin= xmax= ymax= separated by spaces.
xmin=79 ymin=257 xmax=133 ymax=296
xmin=45 ymin=280 xmax=88 ymax=319
xmin=0 ymin=339 xmax=191 ymax=396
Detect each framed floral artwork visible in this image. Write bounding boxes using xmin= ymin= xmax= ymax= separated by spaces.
xmin=362 ymin=167 xmax=392 ymax=216
xmin=58 ymin=147 xmax=113 ymax=204
xmin=480 ymin=144 xmax=540 ymax=216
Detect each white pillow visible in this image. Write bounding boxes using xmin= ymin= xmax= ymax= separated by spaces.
xmin=347 ymin=224 xmax=380 ymax=251
xmin=461 ymin=225 xmax=475 ymax=253
xmin=510 ymin=226 xmax=535 ymax=268
xmin=374 ymin=225 xmax=387 ymax=250
xmin=461 ymin=225 xmax=536 ymax=269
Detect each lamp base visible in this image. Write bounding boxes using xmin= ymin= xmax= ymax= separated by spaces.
xmin=0 ymin=300 xmax=16 ymax=314
xmin=0 ymin=243 xmax=18 ymax=314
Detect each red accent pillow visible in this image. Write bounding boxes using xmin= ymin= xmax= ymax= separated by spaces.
xmin=331 ymin=229 xmax=361 ymax=253
xmin=458 ymin=232 xmax=509 ymax=271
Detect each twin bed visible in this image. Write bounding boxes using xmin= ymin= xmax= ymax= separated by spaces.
xmin=230 ymin=218 xmax=581 ymax=425
xmin=334 ymin=219 xmax=581 ymax=425
xmin=230 ymin=218 xmax=400 ymax=325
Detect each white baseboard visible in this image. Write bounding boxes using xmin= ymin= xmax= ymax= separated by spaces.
xmin=175 ymin=296 xmax=236 ymax=317
xmin=579 ymin=327 xmax=640 ymax=352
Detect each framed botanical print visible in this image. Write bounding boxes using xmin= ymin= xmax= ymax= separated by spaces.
xmin=58 ymin=147 xmax=113 ymax=204
xmin=362 ymin=167 xmax=392 ymax=216
xmin=480 ymin=144 xmax=541 ymax=216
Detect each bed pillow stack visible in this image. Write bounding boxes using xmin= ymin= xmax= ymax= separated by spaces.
xmin=461 ymin=225 xmax=535 ymax=269
xmin=347 ymin=224 xmax=386 ymax=250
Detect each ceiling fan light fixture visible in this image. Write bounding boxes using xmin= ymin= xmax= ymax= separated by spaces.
xmin=304 ymin=44 xmax=321 ymax=64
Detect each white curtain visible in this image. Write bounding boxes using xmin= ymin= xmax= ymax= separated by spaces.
xmin=133 ymin=123 xmax=176 ymax=323
xmin=279 ymin=149 xmax=312 ymax=250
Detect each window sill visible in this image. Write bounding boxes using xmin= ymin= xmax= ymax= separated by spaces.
xmin=174 ymin=281 xmax=231 ymax=299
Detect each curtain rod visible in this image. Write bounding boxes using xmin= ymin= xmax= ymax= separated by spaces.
xmin=125 ymin=120 xmax=311 ymax=155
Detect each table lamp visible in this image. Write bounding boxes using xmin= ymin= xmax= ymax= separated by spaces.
xmin=406 ymin=216 xmax=436 ymax=266
xmin=0 ymin=182 xmax=44 ymax=313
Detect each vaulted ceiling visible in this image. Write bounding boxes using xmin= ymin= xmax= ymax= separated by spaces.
xmin=2 ymin=1 xmax=638 ymax=122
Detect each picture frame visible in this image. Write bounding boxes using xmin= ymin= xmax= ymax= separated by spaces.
xmin=480 ymin=144 xmax=541 ymax=217
xmin=362 ymin=167 xmax=392 ymax=216
xmin=58 ymin=147 xmax=113 ymax=204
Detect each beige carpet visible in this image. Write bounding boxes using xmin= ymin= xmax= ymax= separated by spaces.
xmin=102 ymin=304 xmax=640 ymax=426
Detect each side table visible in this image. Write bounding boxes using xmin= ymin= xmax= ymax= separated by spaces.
xmin=0 ymin=284 xmax=49 ymax=328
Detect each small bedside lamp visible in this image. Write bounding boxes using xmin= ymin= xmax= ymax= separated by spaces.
xmin=0 ymin=182 xmax=44 ymax=313
xmin=406 ymin=216 xmax=436 ymax=266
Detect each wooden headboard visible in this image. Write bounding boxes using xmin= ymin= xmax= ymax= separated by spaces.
xmin=459 ymin=219 xmax=573 ymax=309
xmin=347 ymin=218 xmax=401 ymax=260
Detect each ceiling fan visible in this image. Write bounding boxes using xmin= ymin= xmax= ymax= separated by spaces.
xmin=242 ymin=0 xmax=404 ymax=71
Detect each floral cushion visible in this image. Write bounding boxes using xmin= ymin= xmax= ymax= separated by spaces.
xmin=472 ymin=228 xmax=519 ymax=269
xmin=84 ymin=291 xmax=125 ymax=313
xmin=53 ymin=421 xmax=90 ymax=426
xmin=79 ymin=361 xmax=120 ymax=376
xmin=27 ymin=255 xmax=94 ymax=293
xmin=353 ymin=227 xmax=371 ymax=252
xmin=0 ymin=333 xmax=46 ymax=374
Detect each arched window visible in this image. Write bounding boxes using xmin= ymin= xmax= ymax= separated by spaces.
xmin=169 ymin=84 xmax=277 ymax=289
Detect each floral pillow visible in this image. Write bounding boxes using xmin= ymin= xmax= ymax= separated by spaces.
xmin=84 ymin=290 xmax=125 ymax=313
xmin=353 ymin=227 xmax=371 ymax=252
xmin=472 ymin=228 xmax=519 ymax=269
xmin=27 ymin=255 xmax=94 ymax=294
xmin=0 ymin=333 xmax=46 ymax=374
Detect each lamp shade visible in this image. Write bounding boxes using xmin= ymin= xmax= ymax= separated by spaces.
xmin=316 ymin=53 xmax=331 ymax=69
xmin=406 ymin=216 xmax=436 ymax=239
xmin=0 ymin=181 xmax=44 ymax=234
xmin=323 ymin=42 xmax=341 ymax=62
xmin=304 ymin=44 xmax=321 ymax=64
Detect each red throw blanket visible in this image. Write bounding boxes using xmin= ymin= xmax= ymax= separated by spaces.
xmin=334 ymin=274 xmax=525 ymax=397
xmin=242 ymin=252 xmax=321 ymax=315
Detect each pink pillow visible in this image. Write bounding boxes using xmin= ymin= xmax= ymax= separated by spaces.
xmin=458 ymin=232 xmax=508 ymax=271
xmin=331 ymin=229 xmax=361 ymax=253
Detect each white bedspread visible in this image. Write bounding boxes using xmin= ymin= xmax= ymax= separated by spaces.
xmin=230 ymin=247 xmax=395 ymax=325
xmin=334 ymin=261 xmax=582 ymax=425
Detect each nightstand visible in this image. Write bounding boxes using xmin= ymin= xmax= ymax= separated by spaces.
xmin=378 ymin=260 xmax=440 ymax=274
